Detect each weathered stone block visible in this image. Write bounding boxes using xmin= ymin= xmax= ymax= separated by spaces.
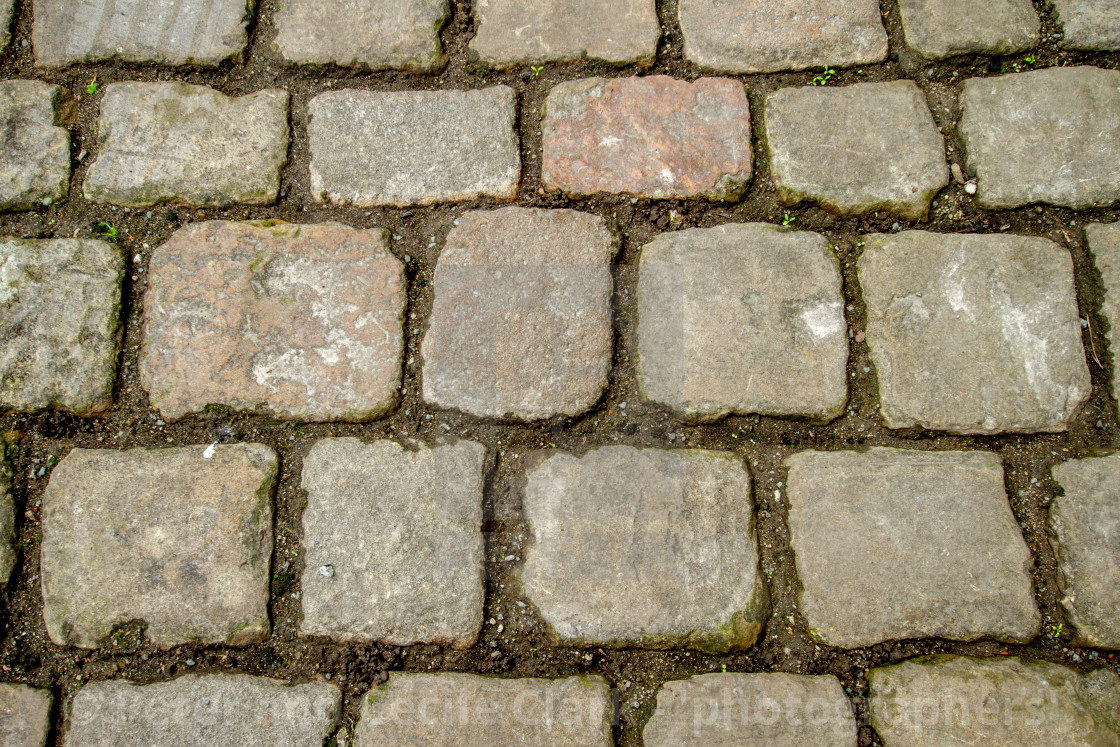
xmin=1054 ymin=0 xmax=1120 ymax=50
xmin=0 ymin=683 xmax=50 ymax=747
xmin=898 ymin=0 xmax=1039 ymax=59
xmin=0 ymin=80 xmax=71 ymax=211
xmin=1087 ymin=221 xmax=1120 ymax=418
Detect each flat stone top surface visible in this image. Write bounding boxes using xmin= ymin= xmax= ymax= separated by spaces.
xmin=0 ymin=80 xmax=71 ymax=211
xmin=637 ymin=222 xmax=847 ymax=423
xmin=898 ymin=0 xmax=1040 ymax=59
xmin=859 ymin=231 xmax=1091 ymax=434
xmin=960 ymin=65 xmax=1120 ymax=210
xmin=142 ymin=221 xmax=405 ymax=422
xmin=786 ymin=448 xmax=1040 ymax=648
xmin=522 ymin=446 xmax=769 ymax=653
xmin=40 ymin=444 xmax=277 ymax=649
xmin=1087 ymin=222 xmax=1120 ymax=418
xmin=1054 ymin=0 xmax=1120 ymax=50
xmin=0 ymin=683 xmax=50 ymax=747
xmin=679 ymin=0 xmax=888 ymax=73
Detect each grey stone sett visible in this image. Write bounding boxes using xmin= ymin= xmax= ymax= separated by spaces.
xmin=0 ymin=80 xmax=71 ymax=212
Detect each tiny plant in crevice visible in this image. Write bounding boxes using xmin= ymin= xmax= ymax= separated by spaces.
xmin=86 ymin=75 xmax=98 ymax=94
xmin=91 ymin=220 xmax=117 ymax=242
xmin=809 ymin=66 xmax=835 ymax=86
xmin=530 ymin=65 xmax=544 ymax=77
xmin=782 ymin=213 xmax=796 ymax=227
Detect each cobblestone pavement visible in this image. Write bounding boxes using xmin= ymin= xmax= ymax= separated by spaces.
xmin=0 ymin=1 xmax=1120 ymax=745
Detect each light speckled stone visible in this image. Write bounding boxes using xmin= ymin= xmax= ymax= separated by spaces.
xmin=0 ymin=683 xmax=50 ymax=747
xmin=522 ymin=446 xmax=768 ymax=653
xmin=786 ymin=448 xmax=1040 ymax=648
xmin=41 ymin=444 xmax=277 ymax=649
xmin=1054 ymin=0 xmax=1120 ymax=50
xmin=637 ymin=223 xmax=847 ymax=423
xmin=898 ymin=0 xmax=1039 ymax=59
xmin=859 ymin=231 xmax=1090 ymax=434
xmin=142 ymin=221 xmax=405 ymax=422
xmin=0 ymin=81 xmax=71 ymax=211
xmin=0 ymin=0 xmax=12 ymax=54
xmin=1088 ymin=222 xmax=1120 ymax=417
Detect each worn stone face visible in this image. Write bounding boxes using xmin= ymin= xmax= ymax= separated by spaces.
xmin=300 ymin=438 xmax=485 ymax=648
xmin=1089 ymin=222 xmax=1120 ymax=418
xmin=421 ymin=207 xmax=614 ymax=420
xmin=678 ymin=0 xmax=888 ymax=73
xmin=0 ymin=81 xmax=71 ymax=211
xmin=522 ymin=446 xmax=769 ymax=653
xmin=66 ymin=674 xmax=341 ymax=746
xmin=471 ymin=0 xmax=659 ymax=68
xmin=898 ymin=0 xmax=1039 ymax=59
xmin=40 ymin=444 xmax=277 ymax=649
xmin=637 ymin=223 xmax=847 ymax=423
xmin=960 ymin=66 xmax=1120 ymax=209
xmin=766 ymin=81 xmax=948 ymax=221
xmin=0 ymin=458 xmax=12 ymax=587
xmin=859 ymin=231 xmax=1091 ymax=434
xmin=1054 ymin=0 xmax=1120 ymax=50
xmin=786 ymin=448 xmax=1040 ymax=648
xmin=542 ymin=76 xmax=752 ymax=200
xmin=0 ymin=239 xmax=123 ymax=416
xmin=308 ymin=86 xmax=519 ymax=207
xmin=142 ymin=221 xmax=405 ymax=422
xmin=0 ymin=683 xmax=50 ymax=747
xmin=354 ymin=673 xmax=613 ymax=745
xmin=84 ymin=82 xmax=289 ymax=208
xmin=0 ymin=0 xmax=12 ymax=54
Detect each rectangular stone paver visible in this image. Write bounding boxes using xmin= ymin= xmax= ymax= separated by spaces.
xmin=84 ymin=82 xmax=289 ymax=208
xmin=637 ymin=222 xmax=847 ymax=423
xmin=354 ymin=673 xmax=613 ymax=745
xmin=141 ymin=221 xmax=405 ymax=422
xmin=0 ymin=81 xmax=71 ymax=211
xmin=859 ymin=231 xmax=1090 ymax=434
xmin=300 ymin=438 xmax=485 ymax=647
xmin=766 ymin=80 xmax=948 ymax=221
xmin=1054 ymin=0 xmax=1120 ymax=49
xmin=786 ymin=448 xmax=1040 ymax=648
xmin=0 ymin=683 xmax=50 ymax=747
xmin=308 ymin=86 xmax=519 ymax=207
xmin=542 ymin=76 xmax=752 ymax=200
xmin=41 ymin=444 xmax=277 ymax=649
xmin=522 ymin=446 xmax=769 ymax=653
xmin=1088 ymin=222 xmax=1120 ymax=418
xmin=898 ymin=0 xmax=1039 ymax=59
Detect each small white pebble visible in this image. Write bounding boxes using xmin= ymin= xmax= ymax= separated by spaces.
xmin=319 ymin=565 xmax=334 ymax=578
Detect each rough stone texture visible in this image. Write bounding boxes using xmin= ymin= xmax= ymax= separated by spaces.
xmin=1090 ymin=222 xmax=1120 ymax=418
xmin=0 ymin=0 xmax=11 ymax=54
xmin=66 ymin=674 xmax=341 ymax=746
xmin=786 ymin=448 xmax=1040 ymax=648
xmin=542 ymin=76 xmax=752 ymax=200
xmin=679 ymin=0 xmax=888 ymax=73
xmin=32 ymin=0 xmax=251 ymax=67
xmin=308 ymin=86 xmax=519 ymax=207
xmin=1054 ymin=0 xmax=1120 ymax=50
xmin=421 ymin=207 xmax=614 ymax=420
xmin=868 ymin=656 xmax=1120 ymax=745
xmin=299 ymin=438 xmax=485 ymax=647
xmin=274 ymin=0 xmax=449 ymax=70
xmin=0 ymin=239 xmax=123 ymax=416
xmin=898 ymin=0 xmax=1040 ymax=59
xmin=471 ymin=0 xmax=659 ymax=68
xmin=0 ymin=683 xmax=50 ymax=747
xmin=1050 ymin=455 xmax=1120 ymax=649
xmin=40 ymin=444 xmax=277 ymax=649
xmin=637 ymin=223 xmax=847 ymax=423
xmin=859 ymin=231 xmax=1091 ymax=434
xmin=0 ymin=81 xmax=71 ymax=211
xmin=84 ymin=82 xmax=289 ymax=208
xmin=354 ymin=673 xmax=613 ymax=745
xmin=141 ymin=221 xmax=405 ymax=422
xmin=0 ymin=458 xmax=12 ymax=587
xmin=960 ymin=66 xmax=1120 ymax=209
xmin=522 ymin=446 xmax=769 ymax=653
xmin=766 ymin=81 xmax=948 ymax=221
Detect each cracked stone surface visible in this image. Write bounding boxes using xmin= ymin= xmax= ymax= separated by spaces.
xmin=1054 ymin=0 xmax=1120 ymax=50
xmin=1089 ymin=222 xmax=1120 ymax=419
xmin=0 ymin=80 xmax=71 ymax=211
xmin=898 ymin=0 xmax=1040 ymax=59
xmin=0 ymin=683 xmax=50 ymax=747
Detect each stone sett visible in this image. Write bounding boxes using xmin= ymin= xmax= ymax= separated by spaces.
xmin=0 ymin=239 xmax=123 ymax=416
xmin=0 ymin=80 xmax=71 ymax=211
xmin=637 ymin=222 xmax=847 ymax=423
xmin=0 ymin=457 xmax=12 ymax=588
xmin=0 ymin=0 xmax=11 ymax=54
xmin=960 ymin=66 xmax=1120 ymax=209
xmin=421 ymin=207 xmax=614 ymax=420
xmin=41 ymin=444 xmax=277 ymax=649
xmin=859 ymin=231 xmax=1090 ymax=434
xmin=786 ymin=448 xmax=1040 ymax=648
xmin=898 ymin=0 xmax=1039 ymax=59
xmin=765 ymin=80 xmax=948 ymax=221
xmin=0 ymin=683 xmax=50 ymax=747
xmin=1088 ymin=222 xmax=1120 ymax=417
xmin=84 ymin=82 xmax=289 ymax=208
xmin=354 ymin=673 xmax=613 ymax=745
xmin=522 ymin=446 xmax=769 ymax=653
xmin=1054 ymin=0 xmax=1120 ymax=50
xmin=542 ymin=76 xmax=752 ymax=200
xmin=142 ymin=221 xmax=405 ymax=422
xmin=308 ymin=86 xmax=519 ymax=207
xmin=299 ymin=437 xmax=485 ymax=648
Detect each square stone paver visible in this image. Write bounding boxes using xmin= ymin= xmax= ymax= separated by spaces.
xmin=41 ymin=444 xmax=277 ymax=649
xmin=471 ymin=0 xmax=660 ymax=68
xmin=84 ymin=82 xmax=289 ymax=208
xmin=786 ymin=448 xmax=1040 ymax=648
xmin=0 ymin=239 xmax=123 ymax=416
xmin=960 ymin=66 xmax=1120 ymax=209
xmin=542 ymin=76 xmax=752 ymax=200
xmin=274 ymin=0 xmax=449 ymax=70
xmin=308 ymin=86 xmax=519 ymax=207
xmin=1054 ymin=0 xmax=1120 ymax=50
xmin=300 ymin=438 xmax=485 ymax=648
xmin=898 ymin=0 xmax=1039 ymax=59
xmin=522 ymin=446 xmax=769 ymax=653
xmin=0 ymin=683 xmax=50 ymax=747
xmin=141 ymin=221 xmax=405 ymax=422
xmin=0 ymin=81 xmax=72 ymax=211
xmin=637 ymin=222 xmax=847 ymax=423
xmin=765 ymin=80 xmax=949 ymax=221
xmin=858 ymin=231 xmax=1091 ymax=434
xmin=421 ymin=207 xmax=615 ymax=420
xmin=1089 ymin=222 xmax=1120 ymax=417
